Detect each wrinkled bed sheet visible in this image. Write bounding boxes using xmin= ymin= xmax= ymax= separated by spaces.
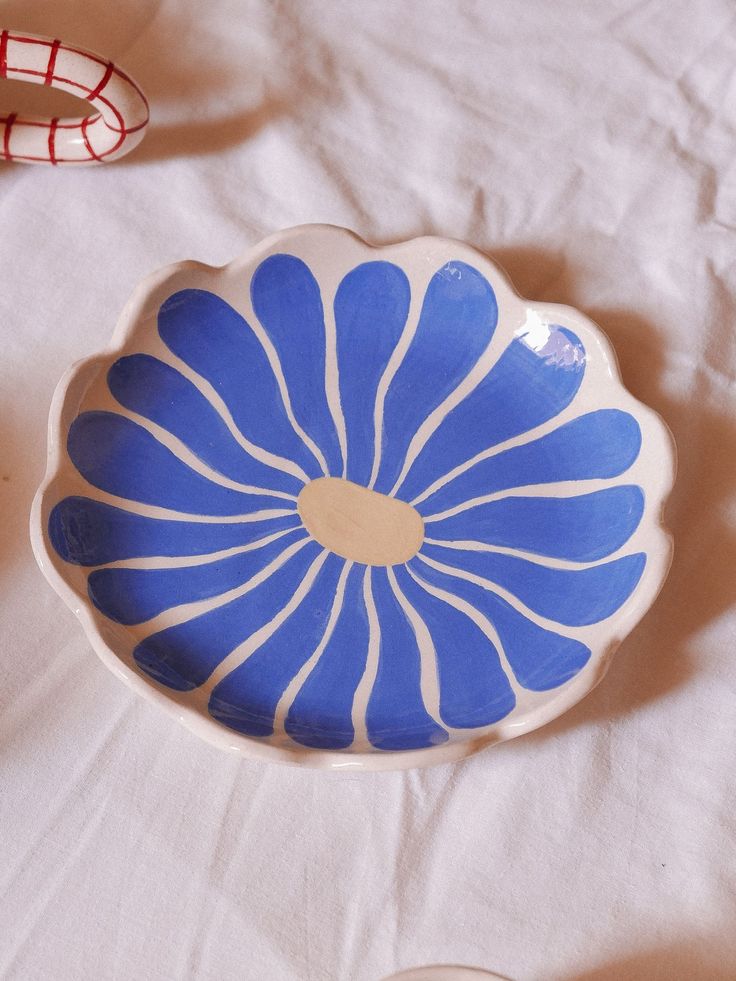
xmin=1 ymin=2 xmax=735 ymax=979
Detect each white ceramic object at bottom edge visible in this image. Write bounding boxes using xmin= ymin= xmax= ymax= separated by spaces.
xmin=30 ymin=224 xmax=675 ymax=771
xmin=382 ymin=967 xmax=510 ymax=981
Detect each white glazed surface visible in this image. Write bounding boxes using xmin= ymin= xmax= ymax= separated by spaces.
xmin=383 ymin=968 xmax=509 ymax=981
xmin=0 ymin=30 xmax=148 ymax=164
xmin=31 ymin=224 xmax=675 ymax=771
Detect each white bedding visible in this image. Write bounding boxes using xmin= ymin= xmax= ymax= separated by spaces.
xmin=1 ymin=2 xmax=735 ymax=978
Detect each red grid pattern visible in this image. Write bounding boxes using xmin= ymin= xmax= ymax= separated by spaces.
xmin=0 ymin=30 xmax=149 ymax=165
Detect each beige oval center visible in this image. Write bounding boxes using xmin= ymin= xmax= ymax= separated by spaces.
xmin=297 ymin=477 xmax=424 ymax=566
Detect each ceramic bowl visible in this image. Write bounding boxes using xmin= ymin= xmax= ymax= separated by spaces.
xmin=31 ymin=225 xmax=675 ymax=770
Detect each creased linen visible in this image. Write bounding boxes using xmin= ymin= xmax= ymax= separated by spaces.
xmin=1 ymin=2 xmax=735 ymax=979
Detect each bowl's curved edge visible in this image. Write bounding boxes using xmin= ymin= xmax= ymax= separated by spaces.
xmin=29 ymin=224 xmax=677 ymax=772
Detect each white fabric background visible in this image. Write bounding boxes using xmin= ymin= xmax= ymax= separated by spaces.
xmin=1 ymin=2 xmax=735 ymax=979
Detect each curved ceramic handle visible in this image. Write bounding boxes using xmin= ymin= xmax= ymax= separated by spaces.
xmin=0 ymin=29 xmax=148 ymax=164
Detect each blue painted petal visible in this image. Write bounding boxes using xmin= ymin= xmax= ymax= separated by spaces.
xmin=133 ymin=541 xmax=322 ymax=691
xmin=108 ymin=355 xmax=303 ymax=496
xmin=418 ymin=409 xmax=641 ymax=516
xmin=251 ymin=255 xmax=342 ymax=475
xmin=411 ymin=559 xmax=591 ymax=691
xmin=398 ymin=327 xmax=586 ymax=502
xmin=334 ymin=262 xmax=411 ymax=485
xmin=426 ymin=486 xmax=644 ymax=562
xmin=374 ymin=261 xmax=498 ymax=494
xmin=285 ymin=565 xmax=369 ymax=749
xmin=88 ymin=529 xmax=307 ymax=625
xmin=48 ymin=497 xmax=301 ymax=566
xmin=366 ymin=567 xmax=448 ymax=750
xmin=420 ymin=543 xmax=646 ymax=626
xmin=393 ymin=566 xmax=515 ymax=728
xmin=158 ymin=290 xmax=321 ymax=478
xmin=68 ymin=412 xmax=290 ymax=516
xmin=208 ymin=554 xmax=345 ymax=737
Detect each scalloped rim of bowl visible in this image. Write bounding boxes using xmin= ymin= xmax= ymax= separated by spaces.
xmin=30 ymin=224 xmax=676 ymax=771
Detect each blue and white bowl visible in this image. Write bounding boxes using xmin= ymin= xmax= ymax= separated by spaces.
xmin=31 ymin=225 xmax=675 ymax=769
